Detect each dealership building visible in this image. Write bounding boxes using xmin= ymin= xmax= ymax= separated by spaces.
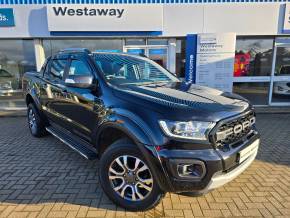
xmin=0 ymin=1 xmax=290 ymax=109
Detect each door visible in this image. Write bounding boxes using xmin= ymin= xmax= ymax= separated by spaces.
xmin=41 ymin=58 xmax=70 ymax=128
xmin=124 ymin=46 xmax=169 ymax=70
xmin=269 ymin=42 xmax=290 ymax=106
xmin=61 ymin=58 xmax=99 ymax=142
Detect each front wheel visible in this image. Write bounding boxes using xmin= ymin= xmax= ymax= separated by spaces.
xmin=99 ymin=139 xmax=164 ymax=211
xmin=27 ymin=103 xmax=46 ymax=137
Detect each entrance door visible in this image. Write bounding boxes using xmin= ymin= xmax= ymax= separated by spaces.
xmin=124 ymin=46 xmax=169 ymax=70
xmin=270 ymin=41 xmax=290 ymax=105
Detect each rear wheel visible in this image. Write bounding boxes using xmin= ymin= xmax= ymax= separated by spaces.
xmin=27 ymin=103 xmax=46 ymax=137
xmin=99 ymin=139 xmax=164 ymax=211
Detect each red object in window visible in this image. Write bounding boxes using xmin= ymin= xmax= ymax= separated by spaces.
xmin=234 ymin=53 xmax=251 ymax=77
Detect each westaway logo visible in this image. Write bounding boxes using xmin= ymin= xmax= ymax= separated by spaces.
xmin=53 ymin=7 xmax=125 ymax=18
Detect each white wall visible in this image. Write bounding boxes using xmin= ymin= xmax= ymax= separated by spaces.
xmin=163 ymin=3 xmax=282 ymax=36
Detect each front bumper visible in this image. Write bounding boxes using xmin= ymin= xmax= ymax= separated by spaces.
xmin=204 ymin=140 xmax=258 ymax=191
xmin=156 ymin=134 xmax=260 ymax=193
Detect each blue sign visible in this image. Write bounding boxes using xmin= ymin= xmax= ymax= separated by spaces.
xmin=95 ymin=49 xmax=121 ymax=53
xmin=126 ymin=49 xmax=145 ymax=56
xmin=0 ymin=8 xmax=15 ymax=27
xmin=149 ymin=48 xmax=167 ymax=55
xmin=185 ymin=34 xmax=197 ymax=84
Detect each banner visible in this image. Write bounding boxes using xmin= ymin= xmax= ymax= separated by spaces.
xmin=185 ymin=34 xmax=197 ymax=83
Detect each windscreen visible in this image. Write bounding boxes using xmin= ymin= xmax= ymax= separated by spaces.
xmin=94 ymin=53 xmax=179 ymax=86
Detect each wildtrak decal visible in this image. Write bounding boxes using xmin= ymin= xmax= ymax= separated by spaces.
xmin=52 ymin=7 xmax=125 ymax=18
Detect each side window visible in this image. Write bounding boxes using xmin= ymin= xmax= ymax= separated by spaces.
xmin=69 ymin=60 xmax=92 ymax=76
xmin=49 ymin=59 xmax=67 ymax=80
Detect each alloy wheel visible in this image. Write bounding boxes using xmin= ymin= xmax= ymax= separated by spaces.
xmin=108 ymin=155 xmax=153 ymax=201
xmin=28 ymin=109 xmax=37 ymax=132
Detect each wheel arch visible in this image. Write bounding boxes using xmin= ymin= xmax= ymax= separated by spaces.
xmin=95 ymin=119 xmax=153 ymax=155
xmin=25 ymin=91 xmax=41 ymax=110
xmin=94 ymin=118 xmax=172 ymax=192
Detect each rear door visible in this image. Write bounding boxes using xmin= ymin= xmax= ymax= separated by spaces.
xmin=41 ymin=56 xmax=70 ymax=128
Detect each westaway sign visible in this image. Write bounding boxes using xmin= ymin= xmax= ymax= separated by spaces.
xmin=47 ymin=4 xmax=163 ymax=32
xmin=52 ymin=7 xmax=124 ymax=18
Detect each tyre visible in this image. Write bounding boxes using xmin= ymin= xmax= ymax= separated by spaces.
xmin=99 ymin=139 xmax=165 ymax=211
xmin=27 ymin=103 xmax=46 ymax=137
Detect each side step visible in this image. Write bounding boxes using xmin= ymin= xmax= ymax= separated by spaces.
xmin=46 ymin=126 xmax=97 ymax=160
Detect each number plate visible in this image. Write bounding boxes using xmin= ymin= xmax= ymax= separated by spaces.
xmin=238 ymin=139 xmax=259 ymax=164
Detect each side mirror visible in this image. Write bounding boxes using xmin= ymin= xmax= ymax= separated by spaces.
xmin=65 ymin=75 xmax=94 ymax=89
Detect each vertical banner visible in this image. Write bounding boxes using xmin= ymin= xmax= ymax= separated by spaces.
xmin=195 ymin=33 xmax=236 ymax=92
xmin=185 ymin=34 xmax=197 ymax=83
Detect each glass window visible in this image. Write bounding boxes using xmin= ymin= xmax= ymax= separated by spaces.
xmin=125 ymin=38 xmax=146 ymax=46
xmin=234 ymin=37 xmax=274 ymax=77
xmin=274 ymin=47 xmax=290 ymax=76
xmin=148 ymin=48 xmax=168 ymax=69
xmin=0 ymin=69 xmax=12 ymax=77
xmin=233 ymin=82 xmax=269 ymax=105
xmin=175 ymin=38 xmax=186 ymax=78
xmin=50 ymin=59 xmax=67 ymax=80
xmin=147 ymin=39 xmax=168 ymax=45
xmin=272 ymin=81 xmax=290 ymax=103
xmin=43 ymin=39 xmax=123 ymax=57
xmin=0 ymin=39 xmax=36 ymax=109
xmin=94 ymin=53 xmax=179 ymax=86
xmin=69 ymin=60 xmax=91 ymax=76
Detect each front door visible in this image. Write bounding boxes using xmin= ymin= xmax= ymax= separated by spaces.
xmin=270 ymin=40 xmax=290 ymax=105
xmin=61 ymin=57 xmax=99 ymax=142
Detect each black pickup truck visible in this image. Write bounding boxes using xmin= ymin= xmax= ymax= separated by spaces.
xmin=22 ymin=48 xmax=260 ymax=211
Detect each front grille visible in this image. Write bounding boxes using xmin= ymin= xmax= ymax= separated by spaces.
xmin=215 ymin=111 xmax=255 ymax=149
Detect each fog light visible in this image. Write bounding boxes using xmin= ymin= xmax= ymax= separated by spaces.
xmin=177 ymin=161 xmax=206 ymax=179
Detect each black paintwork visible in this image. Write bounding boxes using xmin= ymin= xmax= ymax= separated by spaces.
xmin=22 ymin=50 xmax=260 ymax=193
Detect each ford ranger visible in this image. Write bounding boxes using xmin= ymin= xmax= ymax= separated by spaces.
xmin=22 ymin=48 xmax=260 ymax=211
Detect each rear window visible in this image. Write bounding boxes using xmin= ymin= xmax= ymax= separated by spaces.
xmin=49 ymin=59 xmax=68 ymax=80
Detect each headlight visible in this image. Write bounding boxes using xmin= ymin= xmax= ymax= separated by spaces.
xmin=159 ymin=120 xmax=215 ymax=141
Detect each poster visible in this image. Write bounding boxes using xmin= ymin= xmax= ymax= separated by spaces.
xmin=195 ymin=33 xmax=236 ymax=92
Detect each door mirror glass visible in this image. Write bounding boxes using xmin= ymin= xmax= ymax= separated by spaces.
xmin=65 ymin=75 xmax=94 ymax=89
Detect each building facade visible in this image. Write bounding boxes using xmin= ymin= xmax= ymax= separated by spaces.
xmin=0 ymin=1 xmax=290 ymax=109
